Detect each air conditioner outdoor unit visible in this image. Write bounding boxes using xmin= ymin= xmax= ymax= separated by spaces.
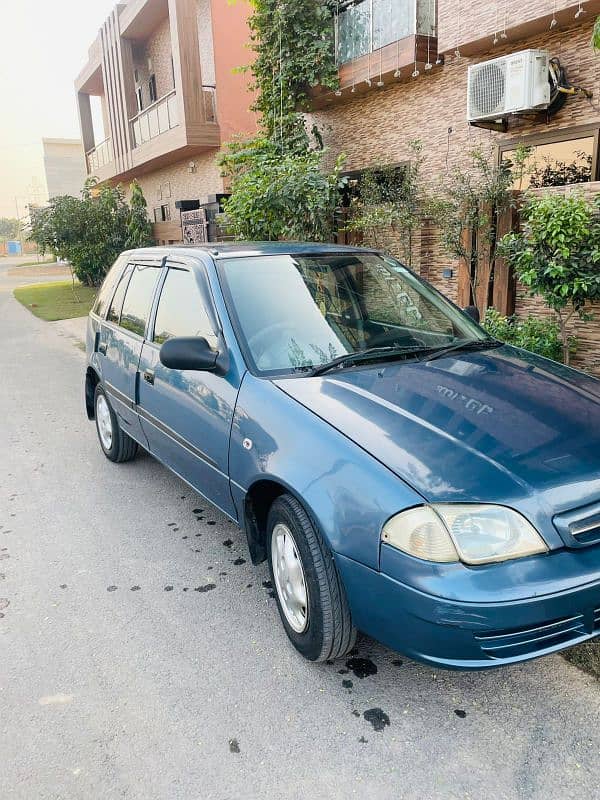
xmin=467 ymin=49 xmax=550 ymax=122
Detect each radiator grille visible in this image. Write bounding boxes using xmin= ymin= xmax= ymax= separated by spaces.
xmin=475 ymin=614 xmax=587 ymax=659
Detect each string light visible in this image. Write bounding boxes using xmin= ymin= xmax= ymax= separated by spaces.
xmin=455 ymin=0 xmax=462 ymax=58
xmin=493 ymin=4 xmax=499 ymax=45
xmin=501 ymin=1 xmax=508 ymax=38
xmin=575 ymin=1 xmax=585 ymax=18
xmin=550 ymin=0 xmax=558 ymax=28
xmin=394 ymin=39 xmax=401 ymax=78
xmin=425 ymin=0 xmax=433 ymax=69
xmin=377 ymin=46 xmax=384 ymax=86
xmin=350 ymin=5 xmax=356 ymax=93
xmin=333 ymin=3 xmax=343 ymax=96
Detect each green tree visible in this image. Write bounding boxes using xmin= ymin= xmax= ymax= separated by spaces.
xmin=499 ymin=193 xmax=600 ymax=364
xmin=220 ymin=138 xmax=344 ymax=241
xmin=127 ymin=180 xmax=154 ymax=248
xmin=0 ymin=217 xmax=19 ymax=239
xmin=483 ymin=308 xmax=565 ymax=362
xmin=344 ymin=140 xmax=425 ymax=265
xmin=426 ymin=146 xmax=523 ymax=314
xmin=29 ymin=179 xmax=151 ymax=286
xmin=219 ymin=0 xmax=340 ymax=241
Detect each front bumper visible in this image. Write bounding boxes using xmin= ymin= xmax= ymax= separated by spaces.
xmin=336 ymin=552 xmax=600 ymax=669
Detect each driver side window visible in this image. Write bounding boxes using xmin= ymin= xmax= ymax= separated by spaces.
xmin=153 ymin=267 xmax=218 ymax=349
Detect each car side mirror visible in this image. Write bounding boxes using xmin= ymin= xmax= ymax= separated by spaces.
xmin=463 ymin=305 xmax=481 ymax=324
xmin=159 ymin=336 xmax=218 ymax=371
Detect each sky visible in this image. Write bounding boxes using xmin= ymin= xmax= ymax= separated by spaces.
xmin=0 ymin=0 xmax=117 ymax=218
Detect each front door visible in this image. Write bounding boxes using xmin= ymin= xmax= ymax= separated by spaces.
xmin=137 ymin=262 xmax=239 ymax=518
xmin=98 ymin=262 xmax=162 ymax=444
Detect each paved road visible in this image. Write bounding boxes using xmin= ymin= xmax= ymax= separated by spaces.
xmin=1 ymin=271 xmax=599 ymax=800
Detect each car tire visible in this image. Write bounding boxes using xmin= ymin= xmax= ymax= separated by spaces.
xmin=94 ymin=384 xmax=138 ymax=463
xmin=267 ymin=493 xmax=357 ymax=662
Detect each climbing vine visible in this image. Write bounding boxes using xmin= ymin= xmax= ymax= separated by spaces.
xmin=243 ymin=0 xmax=338 ymax=150
xmin=219 ymin=0 xmax=342 ymax=240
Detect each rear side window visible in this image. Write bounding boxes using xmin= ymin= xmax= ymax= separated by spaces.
xmin=120 ymin=265 xmax=161 ymax=337
xmin=153 ymin=267 xmax=218 ymax=348
xmin=93 ymin=255 xmax=126 ymax=317
xmin=107 ymin=264 xmax=133 ymax=325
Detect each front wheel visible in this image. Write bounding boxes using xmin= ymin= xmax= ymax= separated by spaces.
xmin=94 ymin=384 xmax=138 ymax=463
xmin=267 ymin=494 xmax=357 ymax=662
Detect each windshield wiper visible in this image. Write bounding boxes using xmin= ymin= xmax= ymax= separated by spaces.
xmin=422 ymin=338 xmax=502 ymax=363
xmin=309 ymin=345 xmax=429 ymax=377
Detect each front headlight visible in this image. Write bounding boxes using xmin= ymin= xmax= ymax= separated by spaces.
xmin=382 ymin=504 xmax=548 ymax=565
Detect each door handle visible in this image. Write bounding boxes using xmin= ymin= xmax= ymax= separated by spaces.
xmin=143 ymin=369 xmax=155 ymax=385
xmin=98 ymin=342 xmax=108 ymax=355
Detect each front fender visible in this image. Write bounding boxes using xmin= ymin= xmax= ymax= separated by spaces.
xmin=229 ymin=373 xmax=423 ymax=570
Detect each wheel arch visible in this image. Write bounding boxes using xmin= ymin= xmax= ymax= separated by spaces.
xmin=85 ymin=366 xmax=101 ymax=419
xmin=243 ymin=478 xmax=318 ymax=566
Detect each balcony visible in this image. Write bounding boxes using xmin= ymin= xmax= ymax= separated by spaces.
xmin=86 ymin=138 xmax=114 ymax=181
xmin=310 ymin=0 xmax=438 ymax=109
xmin=131 ymin=90 xmax=179 ymax=148
xmin=130 ymin=86 xmax=216 ymax=149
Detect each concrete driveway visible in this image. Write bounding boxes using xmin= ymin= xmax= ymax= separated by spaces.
xmin=1 ymin=280 xmax=599 ymax=800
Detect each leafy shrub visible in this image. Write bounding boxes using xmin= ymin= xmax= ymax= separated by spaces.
xmin=219 ymin=139 xmax=344 ymax=241
xmin=29 ymin=180 xmax=153 ymax=286
xmin=498 ymin=193 xmax=600 ymax=365
xmin=483 ymin=308 xmax=566 ymax=362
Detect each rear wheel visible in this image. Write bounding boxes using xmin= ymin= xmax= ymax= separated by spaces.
xmin=267 ymin=494 xmax=357 ymax=662
xmin=94 ymin=384 xmax=138 ymax=463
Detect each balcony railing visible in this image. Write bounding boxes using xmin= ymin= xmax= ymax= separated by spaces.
xmin=130 ymin=86 xmax=217 ymax=149
xmin=86 ymin=137 xmax=113 ymax=174
xmin=335 ymin=0 xmax=436 ymax=65
xmin=131 ymin=89 xmax=179 ymax=148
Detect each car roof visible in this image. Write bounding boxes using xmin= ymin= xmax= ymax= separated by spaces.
xmin=123 ymin=242 xmax=380 ymax=261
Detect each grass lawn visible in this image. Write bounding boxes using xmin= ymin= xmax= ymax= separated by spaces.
xmin=14 ymin=280 xmax=97 ymax=321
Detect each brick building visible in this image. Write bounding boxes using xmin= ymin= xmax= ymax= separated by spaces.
xmin=75 ymin=0 xmax=600 ymax=373
xmin=75 ymin=0 xmax=257 ymax=245
xmin=307 ymin=0 xmax=600 ymax=374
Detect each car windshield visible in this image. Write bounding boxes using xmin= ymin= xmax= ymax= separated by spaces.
xmin=219 ymin=253 xmax=488 ymax=376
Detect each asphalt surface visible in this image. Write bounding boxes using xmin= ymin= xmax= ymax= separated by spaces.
xmin=1 ymin=256 xmax=599 ymax=800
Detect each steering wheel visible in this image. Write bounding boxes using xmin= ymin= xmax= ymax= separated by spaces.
xmin=247 ymin=322 xmax=297 ymax=362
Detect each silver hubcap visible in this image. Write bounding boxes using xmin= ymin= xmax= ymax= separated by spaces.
xmin=96 ymin=394 xmax=113 ymax=450
xmin=272 ymin=523 xmax=308 ymax=633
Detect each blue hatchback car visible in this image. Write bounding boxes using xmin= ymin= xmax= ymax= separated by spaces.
xmin=86 ymin=243 xmax=600 ymax=668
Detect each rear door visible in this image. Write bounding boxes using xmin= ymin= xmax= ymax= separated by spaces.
xmin=137 ymin=259 xmax=239 ymax=518
xmin=98 ymin=261 xmax=162 ymax=444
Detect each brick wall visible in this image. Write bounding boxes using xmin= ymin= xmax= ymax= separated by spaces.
xmin=127 ymin=151 xmax=224 ymax=243
xmin=133 ymin=16 xmax=174 ymax=109
xmin=307 ymin=16 xmax=600 ymax=373
xmin=437 ymin=0 xmax=598 ymax=55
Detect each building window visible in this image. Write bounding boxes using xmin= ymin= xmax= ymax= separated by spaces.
xmin=136 ymin=86 xmax=144 ymax=113
xmin=336 ymin=0 xmax=435 ymax=65
xmin=149 ymin=74 xmax=158 ymax=104
xmin=500 ymin=126 xmax=599 ymax=189
xmin=154 ymin=204 xmax=171 ymax=223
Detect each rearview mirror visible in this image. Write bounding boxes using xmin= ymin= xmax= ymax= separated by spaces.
xmin=463 ymin=305 xmax=481 ymax=324
xmin=159 ymin=336 xmax=218 ymax=371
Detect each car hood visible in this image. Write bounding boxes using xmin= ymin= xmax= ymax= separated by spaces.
xmin=275 ymin=345 xmax=600 ymax=525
